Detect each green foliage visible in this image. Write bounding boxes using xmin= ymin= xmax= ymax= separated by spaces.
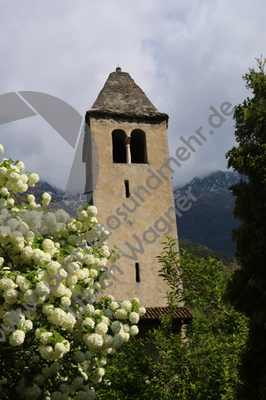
xmin=179 ymin=239 xmax=239 ymax=277
xmin=97 ymin=238 xmax=248 ymax=400
xmin=225 ymin=56 xmax=266 ymax=398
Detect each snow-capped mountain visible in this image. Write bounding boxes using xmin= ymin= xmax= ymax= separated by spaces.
xmin=174 ymin=170 xmax=248 ymax=200
xmin=38 ymin=180 xmax=65 ymax=201
xmin=174 ymin=170 xmax=247 ymax=256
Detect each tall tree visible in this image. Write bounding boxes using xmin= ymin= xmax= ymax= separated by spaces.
xmin=97 ymin=239 xmax=247 ymax=400
xmin=225 ymin=56 xmax=266 ymax=399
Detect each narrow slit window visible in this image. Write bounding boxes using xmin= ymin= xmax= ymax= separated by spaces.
xmin=125 ymin=180 xmax=130 ymax=198
xmin=135 ymin=263 xmax=140 ymax=282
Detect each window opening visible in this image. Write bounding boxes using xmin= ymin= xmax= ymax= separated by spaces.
xmin=112 ymin=130 xmax=127 ymax=163
xmin=125 ymin=180 xmax=130 ymax=198
xmin=135 ymin=263 xmax=140 ymax=282
xmin=130 ymin=130 xmax=148 ymax=164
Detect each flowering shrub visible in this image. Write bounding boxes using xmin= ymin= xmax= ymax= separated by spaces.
xmin=0 ymin=144 xmax=145 ymax=399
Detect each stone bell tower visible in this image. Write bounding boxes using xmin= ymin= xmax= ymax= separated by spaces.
xmin=83 ymin=67 xmax=179 ymax=307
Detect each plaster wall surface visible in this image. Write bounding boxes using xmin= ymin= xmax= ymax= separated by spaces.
xmin=88 ymin=116 xmax=179 ymax=307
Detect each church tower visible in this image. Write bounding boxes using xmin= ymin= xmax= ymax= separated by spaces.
xmin=83 ymin=67 xmax=179 ymax=307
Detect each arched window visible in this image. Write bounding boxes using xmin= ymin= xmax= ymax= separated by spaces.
xmin=112 ymin=130 xmax=127 ymax=163
xmin=130 ymin=129 xmax=148 ymax=164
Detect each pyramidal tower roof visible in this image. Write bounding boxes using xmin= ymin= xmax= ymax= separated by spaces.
xmin=87 ymin=67 xmax=168 ymax=122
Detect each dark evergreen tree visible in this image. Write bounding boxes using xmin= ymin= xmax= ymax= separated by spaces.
xmin=225 ymin=56 xmax=266 ymax=399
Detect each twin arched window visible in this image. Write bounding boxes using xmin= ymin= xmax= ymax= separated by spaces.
xmin=112 ymin=129 xmax=148 ymax=164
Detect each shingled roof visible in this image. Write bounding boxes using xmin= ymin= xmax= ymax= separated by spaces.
xmin=140 ymin=306 xmax=194 ymax=320
xmin=87 ymin=67 xmax=168 ymax=122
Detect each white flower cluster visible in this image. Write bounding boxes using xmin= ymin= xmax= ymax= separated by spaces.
xmin=0 ymin=144 xmax=145 ymax=398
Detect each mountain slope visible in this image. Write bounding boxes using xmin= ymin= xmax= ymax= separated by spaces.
xmin=174 ymin=171 xmax=248 ymax=256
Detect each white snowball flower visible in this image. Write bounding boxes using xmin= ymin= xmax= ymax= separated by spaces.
xmin=0 ymin=278 xmax=17 ymax=291
xmin=55 ymin=341 xmax=69 ymax=357
xmin=112 ymin=333 xmax=123 ymax=349
xmin=102 ymin=334 xmax=113 ymax=350
xmin=40 ymin=346 xmax=54 ymax=360
xmin=101 ymin=316 xmax=110 ymax=327
xmin=32 ymin=248 xmax=51 ymax=265
xmin=53 ymin=282 xmax=66 ymax=298
xmin=138 ymin=307 xmax=146 ymax=317
xmin=50 ymin=308 xmax=66 ymax=326
xmin=114 ymin=309 xmax=127 ymax=320
xmin=82 ymin=318 xmax=95 ymax=329
xmin=42 ymin=238 xmax=54 ymax=252
xmin=47 ymin=261 xmax=61 ymax=275
xmin=83 ymin=333 xmax=103 ymax=352
xmin=27 ymin=194 xmax=35 ymax=203
xmin=95 ymin=322 xmax=108 ymax=335
xmin=9 ymin=330 xmax=25 ymax=346
xmin=102 ymin=250 xmax=110 ymax=258
xmin=122 ymin=324 xmax=130 ymax=333
xmin=16 ymin=161 xmax=25 ymax=172
xmin=0 ymin=187 xmax=9 ymax=196
xmin=55 ymin=208 xmax=70 ymax=223
xmin=96 ymin=368 xmax=105 ymax=377
xmin=129 ymin=325 xmax=139 ymax=336
xmin=0 ymin=144 xmax=4 ymax=154
xmin=129 ymin=312 xmax=140 ymax=324
xmin=42 ymin=304 xmax=54 ymax=316
xmin=121 ymin=300 xmax=132 ymax=312
xmin=61 ymin=313 xmax=76 ymax=330
xmin=28 ymin=173 xmax=39 ymax=187
xmin=122 ymin=332 xmax=130 ymax=342
xmin=87 ymin=206 xmax=97 ymax=217
xmin=23 ymin=319 xmax=33 ymax=332
xmin=40 ymin=332 xmax=53 ymax=345
xmin=7 ymin=198 xmax=15 ymax=206
xmin=111 ymin=321 xmax=121 ymax=334
xmin=61 ymin=296 xmax=71 ymax=307
xmin=110 ymin=301 xmax=119 ymax=311
xmin=103 ymin=309 xmax=113 ymax=319
xmin=21 ymin=173 xmax=28 ymax=183
xmin=42 ymin=192 xmax=52 ymax=206
xmin=43 ymin=212 xmax=57 ymax=228
xmin=21 ymin=246 xmax=33 ymax=263
xmin=85 ymin=304 xmax=95 ymax=313
xmin=89 ymin=269 xmax=98 ymax=278
xmin=29 ymin=201 xmax=37 ymax=209
xmin=23 ymin=289 xmax=39 ymax=306
xmin=78 ymin=210 xmax=88 ymax=221
xmin=3 ymin=289 xmax=18 ymax=304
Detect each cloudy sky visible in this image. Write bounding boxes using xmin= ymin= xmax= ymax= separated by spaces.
xmin=0 ymin=0 xmax=265 ymax=192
